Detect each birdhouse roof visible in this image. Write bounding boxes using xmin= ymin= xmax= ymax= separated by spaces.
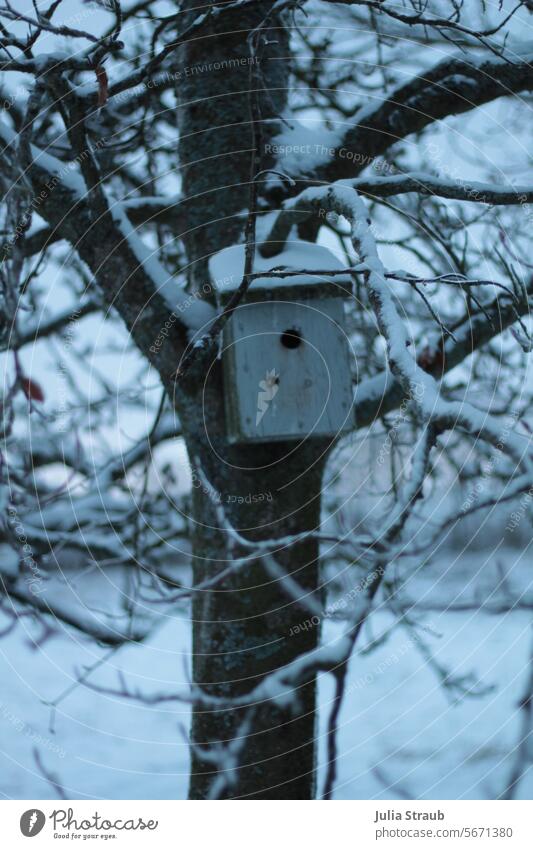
xmin=209 ymin=240 xmax=353 ymax=304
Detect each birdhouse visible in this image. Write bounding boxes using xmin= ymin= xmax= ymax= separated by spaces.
xmin=208 ymin=240 xmax=355 ymax=443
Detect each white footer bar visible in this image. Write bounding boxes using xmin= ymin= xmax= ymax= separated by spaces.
xmin=3 ymin=799 xmax=532 ymax=848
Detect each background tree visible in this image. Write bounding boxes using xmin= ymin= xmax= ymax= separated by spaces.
xmin=0 ymin=0 xmax=532 ymax=800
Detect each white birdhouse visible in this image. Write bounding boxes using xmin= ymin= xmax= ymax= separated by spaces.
xmin=208 ymin=240 xmax=354 ymax=443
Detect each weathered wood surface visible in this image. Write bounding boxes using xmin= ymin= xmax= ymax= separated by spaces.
xmin=224 ymin=298 xmax=354 ymax=442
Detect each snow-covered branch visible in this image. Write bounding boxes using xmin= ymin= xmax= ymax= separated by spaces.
xmin=272 ymin=51 xmax=533 ymax=187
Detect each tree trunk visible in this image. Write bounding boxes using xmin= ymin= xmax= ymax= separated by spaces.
xmin=187 ymin=422 xmax=328 ymax=799
xmin=176 ymin=0 xmax=328 ymax=798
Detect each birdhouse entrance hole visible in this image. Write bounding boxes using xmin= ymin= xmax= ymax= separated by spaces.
xmin=280 ymin=328 xmax=302 ymax=349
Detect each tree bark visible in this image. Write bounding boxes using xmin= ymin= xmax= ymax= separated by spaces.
xmin=186 ymin=411 xmax=328 ymax=798
xmin=176 ymin=0 xmax=289 ymax=286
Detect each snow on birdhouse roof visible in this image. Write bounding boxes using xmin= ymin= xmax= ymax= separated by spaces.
xmin=209 ymin=239 xmax=353 ymax=303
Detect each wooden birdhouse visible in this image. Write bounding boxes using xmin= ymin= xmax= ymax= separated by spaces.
xmin=208 ymin=240 xmax=354 ymax=443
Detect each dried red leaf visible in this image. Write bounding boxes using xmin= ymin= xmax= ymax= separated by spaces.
xmin=95 ymin=65 xmax=108 ymax=108
xmin=20 ymin=376 xmax=45 ymax=403
xmin=417 ymin=344 xmax=445 ymax=374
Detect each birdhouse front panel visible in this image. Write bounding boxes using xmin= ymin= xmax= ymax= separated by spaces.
xmin=223 ymin=298 xmax=354 ymax=443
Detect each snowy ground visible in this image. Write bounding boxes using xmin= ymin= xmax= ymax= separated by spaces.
xmin=1 ymin=548 xmax=532 ymax=800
